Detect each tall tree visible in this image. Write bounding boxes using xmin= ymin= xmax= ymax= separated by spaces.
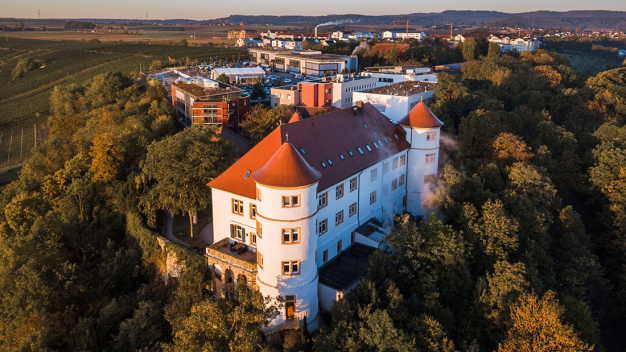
xmin=462 ymin=38 xmax=478 ymax=62
xmin=140 ymin=125 xmax=237 ymax=238
xmin=498 ymin=291 xmax=593 ymax=352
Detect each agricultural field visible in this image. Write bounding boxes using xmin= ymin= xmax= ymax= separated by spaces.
xmin=0 ymin=37 xmax=247 ymax=129
xmin=0 ymin=122 xmax=47 ymax=171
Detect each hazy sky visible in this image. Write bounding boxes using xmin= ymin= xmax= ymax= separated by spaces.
xmin=4 ymin=0 xmax=626 ymax=20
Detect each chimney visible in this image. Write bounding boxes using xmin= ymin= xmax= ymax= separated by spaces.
xmin=355 ymin=100 xmax=364 ymax=114
xmin=315 ymin=27 xmax=317 ymax=38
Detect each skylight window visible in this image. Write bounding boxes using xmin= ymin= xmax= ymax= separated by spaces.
xmin=373 ymin=141 xmax=379 ymax=149
xmin=394 ymin=134 xmax=399 ymax=140
xmin=365 ymin=145 xmax=372 ymax=152
xmin=348 ymin=150 xmax=354 ymax=156
xmin=357 ymin=147 xmax=364 ymax=155
xmin=378 ymin=140 xmax=382 ymax=146
xmin=339 ymin=154 xmax=345 ymax=160
xmin=299 ymin=147 xmax=306 ymax=155
xmin=327 ymin=159 xmax=333 ymax=166
xmin=321 ymin=162 xmax=327 ymax=168
xmin=244 ymin=170 xmax=251 ymax=179
xmin=363 ymin=123 xmax=368 ymax=130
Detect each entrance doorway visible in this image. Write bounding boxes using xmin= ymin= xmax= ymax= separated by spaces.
xmin=285 ymin=295 xmax=296 ymax=320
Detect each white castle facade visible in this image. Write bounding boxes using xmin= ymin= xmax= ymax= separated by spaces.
xmin=207 ymin=101 xmax=442 ymax=332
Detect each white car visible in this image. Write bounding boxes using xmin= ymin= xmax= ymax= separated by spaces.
xmin=283 ymin=79 xmax=292 ymax=83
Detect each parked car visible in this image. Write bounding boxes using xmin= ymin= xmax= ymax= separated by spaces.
xmin=283 ymin=79 xmax=292 ymax=83
xmin=294 ymin=74 xmax=304 ymax=79
xmin=269 ymin=75 xmax=278 ymax=80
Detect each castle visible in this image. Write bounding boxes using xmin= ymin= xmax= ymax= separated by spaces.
xmin=206 ymin=101 xmax=443 ymax=331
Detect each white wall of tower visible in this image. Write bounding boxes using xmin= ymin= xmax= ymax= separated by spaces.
xmin=403 ymin=126 xmax=440 ymax=215
xmin=255 ymin=182 xmax=319 ymax=328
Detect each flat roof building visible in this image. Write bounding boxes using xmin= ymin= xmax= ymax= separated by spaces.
xmin=352 ymin=81 xmax=436 ymax=123
xmin=171 ymin=80 xmax=250 ymax=132
xmin=248 ymin=48 xmax=358 ymax=77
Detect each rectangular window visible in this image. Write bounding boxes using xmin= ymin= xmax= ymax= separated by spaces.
xmin=393 ymin=157 xmax=398 ymax=170
xmin=232 ymin=199 xmax=244 ymax=215
xmin=336 ymin=184 xmax=344 ymax=199
xmin=400 ymin=155 xmax=406 ymax=166
xmin=258 ymin=251 xmax=264 ymax=268
xmin=337 ymin=240 xmax=343 ymax=254
xmin=349 ymin=202 xmax=357 ymax=217
xmin=257 ymin=189 xmax=262 ymax=201
xmin=250 ymin=204 xmax=257 ymax=219
xmin=318 ymin=219 xmax=328 ymax=235
xmin=282 ymin=195 xmax=301 ymax=207
xmin=392 ymin=179 xmax=398 ymax=191
xmin=383 ymin=184 xmax=388 ymax=196
xmin=349 ymin=177 xmax=358 ymax=192
xmin=230 ymin=224 xmax=245 ymax=240
xmin=318 ymin=192 xmax=328 ymax=209
xmin=425 ymin=153 xmax=436 ymax=164
xmin=427 ymin=131 xmax=437 ymax=141
xmin=335 ymin=210 xmax=344 ymax=226
xmin=282 ymin=228 xmax=300 ymax=244
xmin=370 ymin=191 xmax=376 ymax=204
xmin=383 ymin=162 xmax=389 ymax=174
xmin=251 ymin=233 xmax=257 ymax=245
xmin=351 ymin=231 xmax=356 ymax=244
xmin=399 ymin=174 xmax=405 ymax=186
xmin=371 ymin=169 xmax=377 ymax=181
xmin=325 ymin=88 xmax=331 ymax=94
xmin=282 ymin=260 xmax=301 ymax=275
xmin=323 ymin=249 xmax=328 ymax=264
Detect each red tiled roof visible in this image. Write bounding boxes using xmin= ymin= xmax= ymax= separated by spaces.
xmin=253 ymin=141 xmax=322 ymax=188
xmin=372 ymin=43 xmax=410 ymax=54
xmin=398 ymin=102 xmax=444 ymax=128
xmin=208 ymin=103 xmax=410 ymax=198
xmin=289 ymin=112 xmax=303 ymax=123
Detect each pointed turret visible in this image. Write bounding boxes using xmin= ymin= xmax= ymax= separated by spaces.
xmin=398 ymin=101 xmax=443 ymax=128
xmin=289 ymin=112 xmax=303 ymax=123
xmin=252 ymin=140 xmax=321 ymax=188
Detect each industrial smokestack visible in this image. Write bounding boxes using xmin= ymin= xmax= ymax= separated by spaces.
xmin=315 ymin=27 xmax=317 ymax=38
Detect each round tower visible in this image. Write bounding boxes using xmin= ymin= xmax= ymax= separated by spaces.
xmin=252 ymin=139 xmax=322 ymax=330
xmin=398 ymin=101 xmax=444 ymax=216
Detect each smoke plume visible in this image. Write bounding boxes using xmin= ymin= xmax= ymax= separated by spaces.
xmin=316 ymin=19 xmax=355 ymax=28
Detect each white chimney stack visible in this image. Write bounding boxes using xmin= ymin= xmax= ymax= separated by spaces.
xmin=315 ymin=27 xmax=317 ymax=38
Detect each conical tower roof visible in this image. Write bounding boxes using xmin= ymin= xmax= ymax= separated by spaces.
xmin=398 ymin=101 xmax=444 ymax=128
xmin=289 ymin=112 xmax=303 ymax=123
xmin=253 ymin=140 xmax=322 ymax=188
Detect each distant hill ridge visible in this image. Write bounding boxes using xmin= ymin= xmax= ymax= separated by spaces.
xmin=9 ymin=10 xmax=626 ymax=30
